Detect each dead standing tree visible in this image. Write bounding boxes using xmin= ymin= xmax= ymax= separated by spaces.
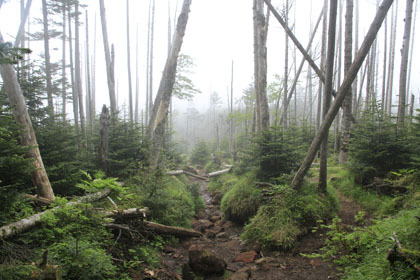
xmin=0 ymin=32 xmax=55 ymax=201
xmin=148 ymin=0 xmax=192 ymax=170
xmin=290 ymin=0 xmax=395 ymax=190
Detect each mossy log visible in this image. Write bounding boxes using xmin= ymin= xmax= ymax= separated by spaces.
xmin=387 ymin=232 xmax=420 ymax=273
xmin=0 ymin=189 xmax=111 ymax=240
xmin=363 ymin=179 xmax=407 ymax=196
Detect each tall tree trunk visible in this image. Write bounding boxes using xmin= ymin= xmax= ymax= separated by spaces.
xmin=319 ymin=0 xmax=338 ymax=193
xmin=135 ymin=24 xmax=139 ymax=123
xmin=230 ymin=60 xmax=234 ymax=153
xmin=99 ymin=105 xmax=110 ymax=173
xmin=352 ymin=0 xmax=359 ymax=114
xmin=253 ymin=0 xmax=270 ymax=131
xmin=14 ymin=0 xmax=32 ymax=48
xmin=0 ymin=33 xmax=55 ymax=201
xmin=339 ymin=0 xmax=354 ymax=164
xmin=145 ymin=0 xmax=152 ymax=124
xmin=291 ymin=0 xmax=394 ymax=190
xmin=149 ymin=0 xmax=156 ymax=119
xmin=283 ymin=0 xmax=289 ymax=128
xmin=334 ymin=0 xmax=343 ymax=154
xmin=386 ymin=3 xmax=398 ymax=116
xmin=148 ymin=0 xmax=192 ymax=170
xmin=75 ymin=2 xmax=86 ymax=142
xmin=126 ymin=0 xmax=133 ymax=122
xmin=99 ymin=0 xmax=117 ymax=117
xmin=381 ymin=15 xmax=388 ymax=115
xmin=85 ymin=11 xmax=93 ymax=136
xmin=41 ymin=0 xmax=54 ymax=117
xmin=397 ymin=0 xmax=414 ymax=128
xmin=406 ymin=0 xmax=417 ymax=110
xmin=61 ymin=1 xmax=66 ymax=121
xmin=68 ymin=4 xmax=79 ymax=134
xmin=317 ymin=0 xmax=329 ymax=132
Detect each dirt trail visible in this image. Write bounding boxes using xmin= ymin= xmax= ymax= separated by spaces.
xmin=157 ymin=177 xmax=364 ymax=280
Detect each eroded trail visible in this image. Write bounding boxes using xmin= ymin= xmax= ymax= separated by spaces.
xmin=158 ymin=177 xmax=364 ymax=279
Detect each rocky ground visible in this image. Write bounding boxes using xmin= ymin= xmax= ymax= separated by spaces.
xmin=154 ymin=176 xmax=362 ymax=280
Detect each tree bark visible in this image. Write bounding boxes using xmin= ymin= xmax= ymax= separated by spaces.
xmin=386 ymin=3 xmax=398 ymax=116
xmin=0 ymin=32 xmax=55 ymax=201
xmin=283 ymin=0 xmax=289 ymax=128
xmin=126 ymin=0 xmax=133 ymax=122
xmin=99 ymin=105 xmax=110 ymax=173
xmin=75 ymin=2 xmax=86 ymax=143
xmin=317 ymin=0 xmax=328 ymax=132
xmin=253 ymin=0 xmax=270 ymax=131
xmin=41 ymin=0 xmax=54 ymax=117
xmin=319 ymin=0 xmax=338 ymax=193
xmin=99 ymin=0 xmax=117 ymax=117
xmin=147 ymin=0 xmax=192 ymax=170
xmin=397 ymin=0 xmax=414 ymax=128
xmin=67 ymin=5 xmax=79 ymax=135
xmin=291 ymin=0 xmax=394 ymax=190
xmin=339 ymin=0 xmax=354 ymax=164
xmin=135 ymin=24 xmax=139 ymax=123
xmin=61 ymin=1 xmax=66 ymax=121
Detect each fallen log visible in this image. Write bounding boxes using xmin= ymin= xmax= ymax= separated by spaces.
xmin=23 ymin=194 xmax=53 ymax=205
xmin=363 ymin=179 xmax=407 ymax=196
xmin=0 ymin=189 xmax=111 ymax=240
xmin=105 ymin=208 xmax=149 ymax=219
xmin=255 ymin=182 xmax=276 ymax=188
xmin=166 ymin=170 xmax=184 ymax=176
xmin=184 ymin=171 xmax=209 ymax=181
xmin=208 ymin=167 xmax=232 ymax=178
xmin=143 ymin=221 xmax=203 ymax=238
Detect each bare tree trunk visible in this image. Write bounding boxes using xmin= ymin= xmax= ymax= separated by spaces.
xmin=99 ymin=0 xmax=117 ymax=117
xmin=397 ymin=0 xmax=414 ymax=128
xmin=148 ymin=0 xmax=192 ymax=170
xmin=0 ymin=33 xmax=55 ymax=201
xmin=126 ymin=0 xmax=133 ymax=122
xmin=319 ymin=0 xmax=338 ymax=193
xmin=339 ymin=0 xmax=354 ymax=164
xmin=352 ymin=0 xmax=359 ymax=114
xmin=149 ymin=0 xmax=156 ymax=119
xmin=92 ymin=14 xmax=97 ymax=122
xmin=253 ymin=0 xmax=270 ymax=131
xmin=334 ymin=0 xmax=343 ymax=154
xmin=68 ymin=4 xmax=79 ymax=134
xmin=406 ymin=0 xmax=417 ymax=110
xmin=283 ymin=0 xmax=289 ymax=128
xmin=75 ymin=2 xmax=86 ymax=142
xmin=14 ymin=0 xmax=32 ymax=48
xmin=381 ymin=15 xmax=388 ymax=115
xmin=291 ymin=0 xmax=394 ymax=190
xmin=41 ymin=0 xmax=54 ymax=117
xmin=317 ymin=0 xmax=329 ymax=132
xmin=99 ymin=105 xmax=110 ymax=173
xmin=85 ymin=11 xmax=93 ymax=136
xmin=386 ymin=3 xmax=398 ymax=116
xmin=409 ymin=94 xmax=415 ymax=124
xmin=230 ymin=61 xmax=234 ymax=153
xmin=145 ymin=0 xmax=152 ymax=125
xmin=61 ymin=1 xmax=66 ymax=121
xmin=135 ymin=24 xmax=139 ymax=123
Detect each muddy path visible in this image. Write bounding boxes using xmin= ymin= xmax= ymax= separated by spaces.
xmin=157 ymin=177 xmax=363 ymax=280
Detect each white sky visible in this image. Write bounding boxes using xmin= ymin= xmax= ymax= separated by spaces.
xmin=0 ymin=0 xmax=419 ymax=117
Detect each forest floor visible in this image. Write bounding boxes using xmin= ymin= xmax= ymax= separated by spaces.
xmin=155 ymin=172 xmax=365 ymax=280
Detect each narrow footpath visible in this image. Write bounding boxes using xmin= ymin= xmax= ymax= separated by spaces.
xmin=157 ymin=175 xmax=364 ymax=279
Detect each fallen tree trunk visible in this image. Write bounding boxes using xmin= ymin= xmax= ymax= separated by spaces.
xmin=143 ymin=221 xmax=202 ymax=238
xmin=208 ymin=168 xmax=232 ymax=178
xmin=184 ymin=171 xmax=209 ymax=181
xmin=105 ymin=208 xmax=149 ymax=219
xmin=166 ymin=170 xmax=184 ymax=175
xmin=0 ymin=189 xmax=111 ymax=240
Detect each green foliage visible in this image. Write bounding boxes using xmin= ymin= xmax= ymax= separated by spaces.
xmin=348 ymin=110 xmax=411 ymax=184
xmin=0 ymin=265 xmax=40 ymax=280
xmin=76 ymin=171 xmax=126 ymax=194
xmin=0 ymin=42 xmax=31 ymax=64
xmin=186 ymin=182 xmax=205 ymax=212
xmin=190 ymin=140 xmax=210 ymax=167
xmin=237 ymin=127 xmax=306 ymax=181
xmin=0 ymin=108 xmax=34 ymax=226
xmin=49 ymin=238 xmax=117 ymax=280
xmin=107 ymin=121 xmax=149 ymax=179
xmin=220 ymin=172 xmax=262 ymax=224
xmin=331 ymin=170 xmax=397 ymax=216
xmin=208 ymin=173 xmax=239 ymax=194
xmin=241 ymin=183 xmax=338 ymax=249
xmin=173 ymin=54 xmax=201 ymax=101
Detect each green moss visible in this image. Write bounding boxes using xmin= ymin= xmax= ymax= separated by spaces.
xmin=208 ymin=173 xmax=239 ymax=194
xmin=241 ymin=183 xmax=338 ymax=249
xmin=220 ymin=172 xmax=262 ymax=224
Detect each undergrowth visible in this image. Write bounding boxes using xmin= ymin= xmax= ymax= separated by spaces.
xmin=241 ymin=183 xmax=338 ymax=249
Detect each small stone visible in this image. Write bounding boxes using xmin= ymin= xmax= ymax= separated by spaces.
xmin=235 ymin=251 xmax=258 ymax=263
xmin=224 ymin=221 xmax=233 ymax=229
xmin=216 ymin=232 xmax=228 ymax=239
xmin=210 ymin=215 xmax=221 ymax=222
xmin=255 ymin=257 xmax=276 ymax=265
